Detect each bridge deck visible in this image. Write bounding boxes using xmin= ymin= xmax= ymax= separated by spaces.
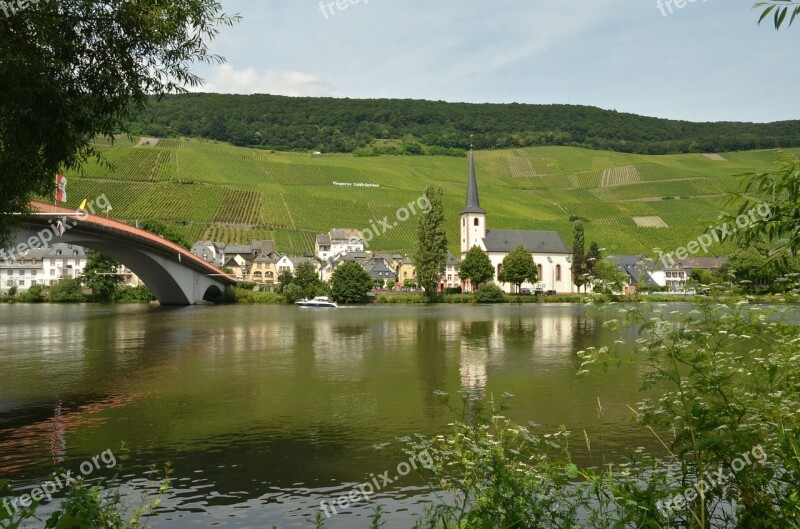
xmin=28 ymin=201 xmax=235 ymax=284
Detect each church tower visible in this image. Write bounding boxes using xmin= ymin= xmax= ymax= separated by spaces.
xmin=460 ymin=150 xmax=486 ymax=256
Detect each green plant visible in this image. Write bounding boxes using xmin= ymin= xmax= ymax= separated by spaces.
xmin=47 ymin=278 xmax=86 ymax=303
xmin=402 ymin=392 xmax=579 ymax=528
xmin=331 ymin=262 xmax=373 ymax=304
xmin=114 ymin=285 xmax=155 ymax=303
xmin=474 ymin=282 xmax=504 ymax=303
xmin=577 ymin=297 xmax=800 ymax=528
xmin=19 ymin=284 xmax=43 ymax=303
xmin=282 ymin=283 xmax=304 ymax=304
xmin=2 ymin=453 xmax=171 ymax=529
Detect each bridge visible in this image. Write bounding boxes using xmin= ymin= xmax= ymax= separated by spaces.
xmin=12 ymin=201 xmax=235 ymax=305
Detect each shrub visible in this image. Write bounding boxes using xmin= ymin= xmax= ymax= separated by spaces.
xmin=48 ymin=278 xmax=86 ymax=302
xmin=114 ymin=285 xmax=155 ymax=303
xmin=282 ymin=283 xmax=304 ymax=304
xmin=232 ymin=288 xmax=283 ymax=304
xmin=19 ymin=284 xmax=43 ymax=303
xmin=475 ymin=282 xmax=505 ymax=303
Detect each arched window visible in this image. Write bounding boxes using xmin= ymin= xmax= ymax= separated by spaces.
xmin=537 ymin=264 xmax=543 ymax=279
xmin=474 ymin=218 xmax=479 ymax=226
xmin=556 ymin=265 xmax=562 ymax=281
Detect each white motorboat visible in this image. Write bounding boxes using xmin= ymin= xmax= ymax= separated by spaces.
xmin=295 ymin=296 xmax=338 ymax=308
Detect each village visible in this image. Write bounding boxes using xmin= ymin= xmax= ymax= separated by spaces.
xmin=0 ymin=155 xmax=729 ymax=298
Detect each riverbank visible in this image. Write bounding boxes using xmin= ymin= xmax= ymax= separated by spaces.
xmin=374 ymin=292 xmax=800 ymax=305
xmin=4 ymin=288 xmax=797 ymax=305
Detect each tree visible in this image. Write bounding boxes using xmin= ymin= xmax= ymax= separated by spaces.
xmin=80 ymin=250 xmax=123 ymax=302
xmin=589 ymin=260 xmax=628 ymax=295
xmin=48 ymin=278 xmax=85 ymax=302
xmin=721 ymin=155 xmax=800 ymax=264
xmin=293 ymin=262 xmax=323 ymax=298
xmin=459 ymin=246 xmax=494 ymax=291
xmin=716 ymin=241 xmax=793 ymax=294
xmin=497 ymin=245 xmax=537 ymax=294
xmin=331 ymin=262 xmax=373 ymax=304
xmin=571 ymin=221 xmax=587 ymax=292
xmin=0 ymin=1 xmax=239 ymax=246
xmin=282 ymin=284 xmax=304 ymax=304
xmin=386 ymin=279 xmax=396 ymax=290
xmin=276 ymin=271 xmax=294 ymax=293
xmin=756 ymin=1 xmax=800 ymax=29
xmin=586 ymin=242 xmax=602 ymax=277
xmin=413 ymin=186 xmax=448 ymax=297
xmin=139 ymin=220 xmax=191 ymax=250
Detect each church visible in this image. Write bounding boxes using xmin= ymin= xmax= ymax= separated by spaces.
xmin=460 ymin=151 xmax=575 ymax=294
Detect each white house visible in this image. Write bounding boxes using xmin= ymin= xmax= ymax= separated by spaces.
xmin=440 ymin=252 xmax=461 ymax=291
xmin=1 ymin=243 xmax=87 ymax=293
xmin=459 ymin=151 xmax=574 ymax=294
xmin=315 ymin=229 xmax=364 ymax=260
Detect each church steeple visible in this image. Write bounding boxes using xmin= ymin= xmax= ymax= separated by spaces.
xmin=460 ymin=149 xmax=487 ymax=256
xmin=461 ymin=150 xmax=485 ymax=215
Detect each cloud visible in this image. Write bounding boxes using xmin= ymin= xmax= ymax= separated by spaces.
xmin=193 ymin=64 xmax=339 ymax=97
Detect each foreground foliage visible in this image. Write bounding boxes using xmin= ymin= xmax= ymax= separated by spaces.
xmin=393 ymin=298 xmax=800 ymax=528
xmin=0 ymin=0 xmax=239 ymax=246
xmin=1 ymin=457 xmax=171 ymax=529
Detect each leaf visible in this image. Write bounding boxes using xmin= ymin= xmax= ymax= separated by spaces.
xmin=759 ymin=4 xmax=777 ymax=25
xmin=776 ymin=6 xmax=788 ymax=28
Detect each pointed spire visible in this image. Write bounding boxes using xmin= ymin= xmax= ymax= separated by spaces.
xmin=461 ymin=149 xmax=485 ymax=214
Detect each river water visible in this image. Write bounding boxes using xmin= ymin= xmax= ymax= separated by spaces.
xmin=0 ymin=303 xmax=660 ymax=528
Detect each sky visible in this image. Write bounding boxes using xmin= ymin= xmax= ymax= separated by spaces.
xmin=190 ymin=0 xmax=799 ymax=123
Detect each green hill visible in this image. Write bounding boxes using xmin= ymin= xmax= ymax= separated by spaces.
xmin=131 ymin=94 xmax=800 ymax=155
xmin=61 ymin=137 xmax=796 ymax=257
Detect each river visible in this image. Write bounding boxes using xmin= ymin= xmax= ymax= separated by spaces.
xmin=0 ymin=303 xmax=661 ymax=528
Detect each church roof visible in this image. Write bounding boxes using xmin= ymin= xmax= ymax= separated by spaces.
xmin=483 ymin=230 xmax=571 ymax=254
xmin=460 ymin=150 xmax=485 ymax=215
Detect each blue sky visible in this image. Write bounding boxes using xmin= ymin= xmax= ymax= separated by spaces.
xmin=192 ymin=0 xmax=799 ymax=123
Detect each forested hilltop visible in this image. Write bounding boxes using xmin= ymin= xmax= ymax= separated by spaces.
xmin=128 ymin=94 xmax=800 ymax=155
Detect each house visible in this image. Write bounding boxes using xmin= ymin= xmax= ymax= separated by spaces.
xmin=396 ymin=257 xmax=416 ymax=287
xmin=247 ymin=253 xmax=277 ymax=284
xmin=195 ymin=240 xmax=279 ymax=281
xmin=190 ymin=241 xmax=227 ymax=268
xmin=459 ymin=151 xmax=574 ymax=294
xmin=1 ymin=243 xmax=87 ymax=293
xmin=273 ymin=255 xmax=321 ymax=278
xmin=440 ymin=252 xmax=461 ymax=291
xmin=224 ymin=256 xmax=246 ymax=280
xmin=315 ymin=229 xmax=364 ymax=260
xmin=606 ymin=255 xmax=660 ymax=295
xmin=651 ymin=257 xmax=727 ymax=292
xmin=364 ymin=256 xmax=396 ymax=284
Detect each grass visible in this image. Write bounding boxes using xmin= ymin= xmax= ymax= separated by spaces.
xmin=60 ymin=139 xmax=799 ymax=256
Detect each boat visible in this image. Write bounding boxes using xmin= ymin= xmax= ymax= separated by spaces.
xmin=295 ymin=296 xmax=338 ymax=308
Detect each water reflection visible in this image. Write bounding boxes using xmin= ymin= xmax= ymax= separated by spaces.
xmin=0 ymin=303 xmax=660 ymax=529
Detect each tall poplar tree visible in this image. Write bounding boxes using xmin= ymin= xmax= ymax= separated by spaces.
xmin=572 ymin=221 xmax=586 ymax=292
xmin=414 ymin=186 xmax=448 ymax=297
